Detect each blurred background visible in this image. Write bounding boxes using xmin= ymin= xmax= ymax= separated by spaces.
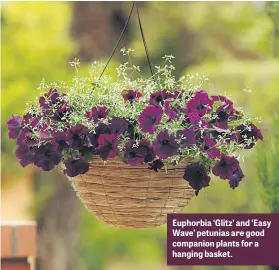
xmin=1 ymin=1 xmax=279 ymax=270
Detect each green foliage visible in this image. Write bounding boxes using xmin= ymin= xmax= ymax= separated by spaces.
xmin=257 ymin=107 xmax=279 ymax=213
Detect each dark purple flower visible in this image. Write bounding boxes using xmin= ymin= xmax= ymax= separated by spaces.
xmin=177 ymin=128 xmax=196 ymax=147
xmin=177 ymin=105 xmax=189 ymax=114
xmin=95 ymin=123 xmax=111 ymax=137
xmin=84 ymin=131 xmax=99 ymax=148
xmin=139 ymin=106 xmax=163 ymax=134
xmin=202 ymin=136 xmax=221 ymax=159
xmin=39 ymin=88 xmax=68 ymax=116
xmin=187 ymin=112 xmax=209 ymax=128
xmin=229 ymin=167 xmax=244 ymax=190
xmin=67 ymin=124 xmax=89 ymax=150
xmin=122 ymin=90 xmax=143 ymax=103
xmin=39 ymin=124 xmax=52 ymax=143
xmin=51 ymin=131 xmax=69 ymax=152
xmin=110 ymin=117 xmax=128 ymax=135
xmin=164 ymin=101 xmax=179 ymax=120
xmin=63 ymin=157 xmax=89 ymax=177
xmin=15 ymin=144 xmax=36 ymax=167
xmin=86 ymin=106 xmax=109 ymax=123
xmin=212 ymin=155 xmax=240 ymax=180
xmin=187 ymin=90 xmax=213 ymax=116
xmin=96 ymin=134 xmax=119 ymax=160
xmin=138 ymin=139 xmax=155 ymax=163
xmin=148 ymin=159 xmax=164 ymax=172
xmin=123 ymin=140 xmax=145 ymax=165
xmin=16 ymin=128 xmax=38 ymax=147
xmin=149 ymin=89 xmax=177 ymax=107
xmin=232 ymin=123 xmax=263 ymax=149
xmin=183 ymin=163 xmax=211 ymax=196
xmin=7 ymin=114 xmax=22 ymax=139
xmin=152 ymin=130 xmax=179 ymax=159
xmin=211 ymin=104 xmax=234 ymax=130
xmin=34 ymin=143 xmax=62 ymax=171
xmin=212 ymin=95 xmax=233 ymax=107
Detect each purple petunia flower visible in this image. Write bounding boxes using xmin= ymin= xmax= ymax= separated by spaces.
xmin=15 ymin=144 xmax=36 ymax=167
xmin=122 ymin=90 xmax=143 ymax=103
xmin=123 ymin=140 xmax=145 ymax=165
xmin=86 ymin=106 xmax=109 ymax=123
xmin=177 ymin=128 xmax=196 ymax=147
xmin=152 ymin=129 xmax=179 ymax=159
xmin=110 ymin=117 xmax=128 ymax=135
xmin=67 ymin=124 xmax=89 ymax=150
xmin=212 ymin=155 xmax=240 ymax=180
xmin=232 ymin=123 xmax=263 ymax=149
xmin=39 ymin=88 xmax=69 ymax=117
xmin=164 ymin=101 xmax=179 ymax=120
xmin=139 ymin=106 xmax=163 ymax=134
xmin=16 ymin=128 xmax=38 ymax=147
xmin=96 ymin=133 xmax=119 ymax=160
xmin=148 ymin=159 xmax=164 ymax=172
xmin=229 ymin=167 xmax=244 ymax=190
xmin=212 ymin=95 xmax=233 ymax=107
xmin=138 ymin=139 xmax=155 ymax=163
xmin=187 ymin=112 xmax=209 ymax=128
xmin=34 ymin=143 xmax=62 ymax=171
xmin=7 ymin=114 xmax=22 ymax=139
xmin=202 ymin=136 xmax=221 ymax=159
xmin=95 ymin=123 xmax=111 ymax=137
xmin=187 ymin=90 xmax=213 ymax=116
xmin=63 ymin=157 xmax=89 ymax=177
xmin=84 ymin=131 xmax=99 ymax=148
xmin=51 ymin=131 xmax=69 ymax=152
xmin=183 ymin=163 xmax=211 ymax=196
xmin=149 ymin=89 xmax=177 ymax=107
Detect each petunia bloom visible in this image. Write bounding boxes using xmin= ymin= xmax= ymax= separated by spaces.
xmin=187 ymin=112 xmax=209 ymax=128
xmin=138 ymin=106 xmax=163 ymax=134
xmin=149 ymin=89 xmax=177 ymax=107
xmin=212 ymin=95 xmax=233 ymax=107
xmin=177 ymin=128 xmax=196 ymax=147
xmin=187 ymin=90 xmax=213 ymax=116
xmin=212 ymin=155 xmax=240 ymax=180
xmin=122 ymin=90 xmax=142 ymax=103
xmin=51 ymin=131 xmax=69 ymax=152
xmin=15 ymin=144 xmax=36 ymax=167
xmin=63 ymin=157 xmax=89 ymax=177
xmin=183 ymin=163 xmax=211 ymax=196
xmin=202 ymin=136 xmax=221 ymax=159
xmin=152 ymin=129 xmax=179 ymax=159
xmin=39 ymin=88 xmax=69 ymax=117
xmin=232 ymin=123 xmax=263 ymax=149
xmin=34 ymin=143 xmax=62 ymax=171
xmin=16 ymin=128 xmax=38 ymax=147
xmin=148 ymin=159 xmax=164 ymax=172
xmin=96 ymin=133 xmax=119 ymax=160
xmin=7 ymin=114 xmax=22 ymax=139
xmin=138 ymin=139 xmax=155 ymax=163
xmin=67 ymin=124 xmax=89 ymax=150
xmin=164 ymin=101 xmax=179 ymax=120
xmin=86 ymin=106 xmax=109 ymax=123
xmin=123 ymin=140 xmax=145 ymax=166
xmin=229 ymin=167 xmax=244 ymax=190
xmin=110 ymin=117 xmax=128 ymax=135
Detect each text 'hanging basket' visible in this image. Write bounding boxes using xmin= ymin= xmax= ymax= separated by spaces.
xmin=67 ymin=158 xmax=195 ymax=228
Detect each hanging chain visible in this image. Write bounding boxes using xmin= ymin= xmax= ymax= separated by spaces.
xmin=97 ymin=1 xmax=155 ymax=81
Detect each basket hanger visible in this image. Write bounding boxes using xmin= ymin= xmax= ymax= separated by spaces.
xmin=98 ymin=1 xmax=155 ymax=80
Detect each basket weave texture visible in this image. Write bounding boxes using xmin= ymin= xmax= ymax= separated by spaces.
xmin=67 ymin=157 xmax=195 ymax=228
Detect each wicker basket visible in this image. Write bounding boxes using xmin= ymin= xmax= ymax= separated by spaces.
xmin=67 ymin=157 xmax=195 ymax=228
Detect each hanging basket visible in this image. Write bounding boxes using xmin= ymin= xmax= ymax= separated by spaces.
xmin=67 ymin=157 xmax=195 ymax=228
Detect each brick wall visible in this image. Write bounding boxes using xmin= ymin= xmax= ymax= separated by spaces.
xmin=1 ymin=222 xmax=36 ymax=270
